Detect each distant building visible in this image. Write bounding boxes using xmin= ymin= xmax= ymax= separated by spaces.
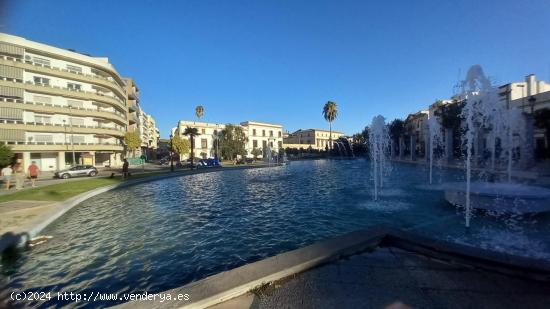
xmin=174 ymin=120 xmax=225 ymax=159
xmin=404 ymin=110 xmax=429 ymax=160
xmin=240 ymin=121 xmax=283 ymax=156
xmin=174 ymin=120 xmax=283 ymax=159
xmin=283 ymin=129 xmax=344 ymax=150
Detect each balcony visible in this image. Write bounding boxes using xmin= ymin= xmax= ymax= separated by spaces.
xmin=0 ymin=119 xmax=125 ymax=137
xmin=0 ymin=55 xmax=126 ymax=99
xmin=0 ymin=79 xmax=126 ymax=110
xmin=0 ymin=97 xmax=127 ymax=125
xmin=1 ymin=140 xmax=124 ymax=152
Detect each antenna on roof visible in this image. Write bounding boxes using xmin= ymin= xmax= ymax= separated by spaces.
xmin=452 ymin=67 xmax=462 ymax=96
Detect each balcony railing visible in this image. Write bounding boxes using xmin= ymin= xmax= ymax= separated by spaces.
xmin=2 ymin=140 xmax=122 ymax=146
xmin=0 ymin=119 xmax=125 ymax=132
xmin=0 ymin=97 xmax=127 ymax=120
xmin=22 ymin=80 xmax=125 ymax=107
xmin=0 ymin=54 xmax=125 ymax=94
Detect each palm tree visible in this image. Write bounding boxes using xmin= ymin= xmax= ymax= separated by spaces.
xmin=183 ymin=126 xmax=199 ymax=167
xmin=195 ymin=105 xmax=204 ymax=121
xmin=322 ymin=101 xmax=338 ymax=150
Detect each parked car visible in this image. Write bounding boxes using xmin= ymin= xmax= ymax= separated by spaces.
xmin=55 ymin=165 xmax=98 ymax=179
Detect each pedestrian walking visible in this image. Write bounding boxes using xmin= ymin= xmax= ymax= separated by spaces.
xmin=28 ymin=161 xmax=40 ymax=187
xmin=122 ymin=159 xmax=129 ymax=179
xmin=1 ymin=164 xmax=13 ymax=190
xmin=14 ymin=161 xmax=25 ymax=190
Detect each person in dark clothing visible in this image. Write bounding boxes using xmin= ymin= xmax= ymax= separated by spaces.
xmin=122 ymin=159 xmax=129 ymax=179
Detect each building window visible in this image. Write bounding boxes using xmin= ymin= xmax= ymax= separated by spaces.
xmin=32 ymin=57 xmax=50 ymax=67
xmin=278 ymin=131 xmax=282 ymax=137
xmin=71 ymin=135 xmax=85 ymax=143
xmin=33 ymin=134 xmax=53 ymax=142
xmin=201 ymin=128 xmax=206 ymax=134
xmin=214 ymin=130 xmax=218 ymax=135
xmin=66 ymin=64 xmax=82 ymax=73
xmin=262 ymin=140 xmax=267 ymax=149
xmin=253 ymin=140 xmax=258 ymax=148
xmin=270 ymin=130 xmax=273 ymax=137
xmin=67 ymin=83 xmax=82 ymax=91
xmin=68 ymin=100 xmax=84 ymax=108
xmin=278 ymin=141 xmax=282 ymax=148
xmin=34 ymin=114 xmax=51 ymax=124
xmin=262 ymin=130 xmax=266 ymax=137
xmin=69 ymin=117 xmax=85 ymax=126
xmin=33 ymin=95 xmax=51 ymax=104
xmin=33 ymin=76 xmax=50 ymax=86
xmin=253 ymin=129 xmax=256 ymax=136
xmin=201 ymin=138 xmax=207 ymax=149
xmin=270 ymin=142 xmax=273 ymax=147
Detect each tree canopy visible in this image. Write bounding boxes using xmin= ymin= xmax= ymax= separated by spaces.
xmin=322 ymin=101 xmax=338 ymax=123
xmin=0 ymin=144 xmax=14 ymax=167
xmin=124 ymin=131 xmax=141 ymax=156
xmin=388 ymin=119 xmax=405 ymax=139
xmin=219 ymin=124 xmax=248 ymax=160
xmin=435 ymin=100 xmax=464 ymax=130
xmin=195 ymin=105 xmax=204 ymax=120
xmin=171 ymin=135 xmax=190 ymax=155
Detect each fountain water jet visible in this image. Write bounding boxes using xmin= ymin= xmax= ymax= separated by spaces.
xmin=427 ymin=114 xmax=443 ymax=184
xmin=444 ymin=65 xmax=550 ymax=222
xmin=369 ymin=115 xmax=391 ymax=200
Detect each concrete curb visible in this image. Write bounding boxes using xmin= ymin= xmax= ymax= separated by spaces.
xmin=0 ymin=164 xmax=279 ymax=253
xmin=114 ymin=226 xmax=550 ymax=309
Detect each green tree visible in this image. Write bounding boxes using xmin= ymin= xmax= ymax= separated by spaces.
xmin=195 ymin=105 xmax=204 ymax=121
xmin=251 ymin=147 xmax=262 ymax=159
xmin=0 ymin=144 xmax=14 ymax=167
xmin=171 ymin=135 xmax=190 ymax=159
xmin=219 ymin=124 xmax=248 ymax=160
xmin=183 ymin=127 xmax=200 ymax=166
xmin=322 ymin=101 xmax=338 ymax=150
xmin=435 ymin=100 xmax=464 ymax=130
xmin=434 ymin=99 xmax=465 ymax=159
xmin=124 ymin=131 xmax=141 ymax=157
xmin=388 ymin=119 xmax=405 ymax=155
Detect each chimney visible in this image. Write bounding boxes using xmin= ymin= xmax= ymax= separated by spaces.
xmin=526 ymin=74 xmax=536 ymax=96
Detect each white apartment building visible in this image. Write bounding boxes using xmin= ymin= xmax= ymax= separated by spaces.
xmin=0 ymin=33 xmax=128 ymax=171
xmin=174 ymin=120 xmax=283 ymax=159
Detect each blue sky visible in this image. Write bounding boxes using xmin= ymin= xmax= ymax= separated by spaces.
xmin=3 ymin=0 xmax=550 ymax=137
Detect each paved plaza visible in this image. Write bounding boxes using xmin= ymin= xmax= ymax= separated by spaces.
xmin=217 ymin=247 xmax=550 ymax=309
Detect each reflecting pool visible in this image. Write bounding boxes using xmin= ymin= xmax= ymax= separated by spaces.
xmin=2 ymin=159 xmax=550 ymax=307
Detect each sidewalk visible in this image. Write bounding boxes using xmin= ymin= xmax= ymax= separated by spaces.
xmin=0 ymin=163 xmax=171 ymax=196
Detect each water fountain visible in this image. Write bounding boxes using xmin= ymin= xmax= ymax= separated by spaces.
xmin=369 ymin=115 xmax=391 ymax=200
xmin=443 ymin=65 xmax=550 ymax=225
xmin=427 ymin=114 xmax=443 ymax=184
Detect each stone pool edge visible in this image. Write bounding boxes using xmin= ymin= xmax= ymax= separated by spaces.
xmin=113 ymin=226 xmax=550 ymax=309
xmin=0 ymin=164 xmax=279 ymax=253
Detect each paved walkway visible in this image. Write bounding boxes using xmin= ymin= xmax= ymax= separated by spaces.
xmin=248 ymin=247 xmax=550 ymax=309
xmin=0 ymin=164 xmax=172 ymax=196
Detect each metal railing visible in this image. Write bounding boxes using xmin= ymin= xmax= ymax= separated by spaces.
xmin=0 ymin=119 xmax=125 ymax=131
xmin=0 ymin=54 xmax=126 ymax=94
xmin=0 ymin=97 xmax=127 ymax=119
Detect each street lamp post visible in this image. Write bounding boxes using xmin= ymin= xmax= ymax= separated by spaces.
xmin=169 ymin=133 xmax=174 ymax=172
xmin=68 ymin=106 xmax=76 ymax=165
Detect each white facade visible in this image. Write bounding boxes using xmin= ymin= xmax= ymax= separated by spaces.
xmin=0 ymin=32 xmax=128 ymax=170
xmin=240 ymin=121 xmax=284 ymax=156
xmin=174 ymin=120 xmax=284 ymax=159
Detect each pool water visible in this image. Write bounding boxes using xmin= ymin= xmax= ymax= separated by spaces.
xmin=2 ymin=159 xmax=550 ymax=307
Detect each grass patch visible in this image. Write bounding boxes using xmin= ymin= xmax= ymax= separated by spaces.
xmin=0 ymin=171 xmax=173 ymax=203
